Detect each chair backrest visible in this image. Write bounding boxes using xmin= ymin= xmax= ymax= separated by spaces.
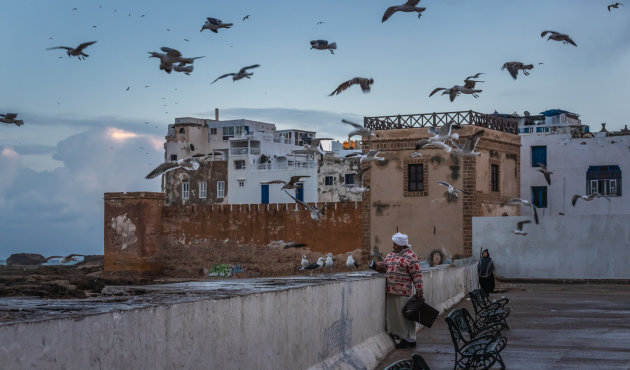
xmin=447 ymin=308 xmax=477 ymax=339
xmin=468 ymin=289 xmax=489 ymax=314
xmin=445 ymin=312 xmax=468 ymax=350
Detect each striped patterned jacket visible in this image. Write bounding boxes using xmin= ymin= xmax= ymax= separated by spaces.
xmin=374 ymin=247 xmax=423 ymax=297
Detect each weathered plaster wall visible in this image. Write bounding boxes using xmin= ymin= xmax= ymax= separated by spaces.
xmin=0 ymin=263 xmax=479 ymax=370
xmin=318 ymin=155 xmax=363 ymax=202
xmin=163 ymin=161 xmax=228 ymax=206
xmin=104 ymin=192 xmax=363 ymax=277
xmin=473 ymin=215 xmax=630 ymax=279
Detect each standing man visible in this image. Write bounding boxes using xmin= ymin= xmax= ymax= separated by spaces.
xmin=371 ymin=232 xmax=424 ymax=349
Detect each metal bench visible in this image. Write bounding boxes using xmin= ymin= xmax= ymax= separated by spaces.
xmin=383 ymin=354 xmax=431 ymax=370
xmin=446 ymin=311 xmax=507 ymax=369
xmin=469 ymin=289 xmax=510 ymax=329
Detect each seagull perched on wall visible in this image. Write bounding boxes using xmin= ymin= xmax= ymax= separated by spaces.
xmin=0 ymin=113 xmax=24 ymax=126
xmin=572 ymin=192 xmax=611 ymax=207
xmin=536 ymin=163 xmax=553 ymax=185
xmin=513 ymin=220 xmax=531 ymax=236
xmin=200 ymin=17 xmax=233 ymax=33
xmin=342 ymin=119 xmax=376 ymax=141
xmin=329 ymin=77 xmax=374 ymax=96
xmin=608 ymin=2 xmax=624 ymax=11
xmin=346 ymin=252 xmax=360 ymax=269
xmin=145 ymin=156 xmax=205 ymax=179
xmin=301 ymin=257 xmax=325 ymax=271
xmin=437 ymin=181 xmax=470 ymax=199
xmin=325 ymin=253 xmax=334 ymax=269
xmin=284 ymin=190 xmax=327 ymax=221
xmin=148 ymin=47 xmax=204 ymax=74
xmin=504 ymin=198 xmax=539 ymax=224
xmin=211 ymin=64 xmax=260 ymax=84
xmin=301 ymin=255 xmax=310 ymax=269
xmin=46 ymin=41 xmax=97 ymax=60
xmin=262 ymin=175 xmax=310 ymax=190
xmin=541 ymin=30 xmax=577 ymax=46
xmin=501 ymin=62 xmax=534 ymax=80
xmin=382 ymin=0 xmax=426 ymax=22
xmin=452 ymin=130 xmax=484 ymax=157
xmin=310 ymin=40 xmax=337 ymax=54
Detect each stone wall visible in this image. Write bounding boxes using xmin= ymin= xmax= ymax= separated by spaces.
xmin=104 ymin=192 xmax=363 ymax=277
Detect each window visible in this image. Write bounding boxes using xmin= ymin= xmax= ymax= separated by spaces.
xmin=170 ymin=154 xmax=177 ymax=161
xmin=182 ymin=182 xmax=190 ymax=200
xmin=531 ymin=146 xmax=547 ymax=167
xmin=491 ymin=164 xmax=499 ymax=192
xmin=235 ymin=126 xmax=243 ymax=135
xmin=222 ymin=126 xmax=235 ymax=140
xmin=179 ymin=127 xmax=185 ymax=135
xmin=217 ymin=181 xmax=225 ymax=198
xmin=238 ymin=180 xmax=245 ymax=187
xmin=234 ymin=160 xmax=246 ymax=170
xmin=587 ymin=165 xmax=622 ymax=196
xmin=531 ymin=186 xmax=547 ymax=208
xmin=345 ymin=173 xmax=355 ymax=185
xmin=199 ymin=182 xmax=207 ymax=199
xmin=408 ymin=164 xmax=423 ymax=192
xmin=210 ymin=128 xmax=217 ymax=135
xmin=325 ymin=176 xmax=334 ymax=186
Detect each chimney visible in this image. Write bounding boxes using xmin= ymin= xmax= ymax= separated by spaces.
xmin=215 ymin=108 xmax=219 ymax=121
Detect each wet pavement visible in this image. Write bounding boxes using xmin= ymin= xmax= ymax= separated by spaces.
xmin=0 ymin=272 xmax=379 ymax=325
xmin=376 ymin=283 xmax=630 ymax=369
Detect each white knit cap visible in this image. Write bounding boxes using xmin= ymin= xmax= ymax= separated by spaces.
xmin=392 ymin=232 xmax=411 ymax=247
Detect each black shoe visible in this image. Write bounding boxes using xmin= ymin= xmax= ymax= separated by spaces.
xmin=408 ymin=341 xmax=416 ymax=348
xmin=395 ymin=340 xmax=410 ymax=349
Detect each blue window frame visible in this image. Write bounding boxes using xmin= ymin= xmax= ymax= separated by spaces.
xmin=586 ymin=165 xmax=621 ymax=196
xmin=531 ymin=186 xmax=547 ymax=208
xmin=531 ymin=146 xmax=547 ymax=167
xmin=295 ymin=183 xmax=304 ymax=201
xmin=261 ymin=184 xmax=269 ymax=204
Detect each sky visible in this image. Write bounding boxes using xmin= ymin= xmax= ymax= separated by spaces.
xmin=1 ymin=0 xmax=629 ymax=258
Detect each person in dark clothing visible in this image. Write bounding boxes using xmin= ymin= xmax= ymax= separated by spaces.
xmin=477 ymin=249 xmax=495 ymax=295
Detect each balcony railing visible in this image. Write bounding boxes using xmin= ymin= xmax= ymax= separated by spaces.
xmin=254 ymin=161 xmax=315 ymax=171
xmin=364 ymin=110 xmax=518 ymax=134
xmin=229 ymin=148 xmax=261 ymax=155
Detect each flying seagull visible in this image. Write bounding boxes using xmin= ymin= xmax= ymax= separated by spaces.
xmin=572 ymin=192 xmax=611 ymax=207
xmin=415 ymin=139 xmax=452 ymax=153
xmin=310 ymin=40 xmax=337 ymax=54
xmin=261 ymin=175 xmax=311 ymax=190
xmin=452 ymin=130 xmax=484 ymax=157
xmin=608 ymin=3 xmax=624 ymax=11
xmin=536 ymin=163 xmax=552 ymax=185
xmin=201 ymin=17 xmax=233 ymax=33
xmin=504 ymin=198 xmax=539 ymax=224
xmin=344 ymin=166 xmax=371 ymax=193
xmin=428 ymin=121 xmax=460 ymax=142
xmin=513 ymin=220 xmax=531 ymax=236
xmin=361 ymin=150 xmax=385 ymax=163
xmin=316 ymin=21 xmax=325 ymax=25
xmin=501 ymin=61 xmax=534 ymax=80
xmin=342 ymin=119 xmax=376 ymax=141
xmin=284 ymin=190 xmax=326 ymax=221
xmin=242 ymin=15 xmax=250 ymax=21
xmin=437 ymin=181 xmax=470 ymax=199
xmin=145 ymin=156 xmax=207 ymax=179
xmin=173 ymin=62 xmax=194 ymax=75
xmin=465 ymin=72 xmax=484 ymax=80
xmin=148 ymin=47 xmax=204 ymax=74
xmin=463 ymin=77 xmax=484 ymax=89
xmin=46 ymin=41 xmax=97 ymax=60
xmin=211 ymin=64 xmax=260 ymax=84
xmin=382 ymin=0 xmax=426 ymax=22
xmin=0 ymin=113 xmax=24 ymax=126
xmin=329 ymin=77 xmax=374 ymax=96
xmin=541 ymin=30 xmax=577 ymax=46
xmin=346 ymin=252 xmax=360 ymax=269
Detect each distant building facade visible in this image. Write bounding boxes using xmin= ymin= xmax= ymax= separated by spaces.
xmin=362 ymin=111 xmax=522 ymax=258
xmin=518 ymin=109 xmax=629 ymax=215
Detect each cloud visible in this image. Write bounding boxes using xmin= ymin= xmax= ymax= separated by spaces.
xmin=0 ymin=126 xmax=163 ymax=258
xmin=209 ymin=107 xmax=365 ymax=140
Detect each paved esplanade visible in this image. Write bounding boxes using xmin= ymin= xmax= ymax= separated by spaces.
xmin=377 ymin=283 xmax=630 ymax=369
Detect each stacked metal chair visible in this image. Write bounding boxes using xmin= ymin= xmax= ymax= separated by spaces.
xmin=468 ymin=289 xmax=511 ymax=330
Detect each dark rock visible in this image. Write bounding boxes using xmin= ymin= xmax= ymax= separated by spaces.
xmin=6 ymin=253 xmax=47 ymax=266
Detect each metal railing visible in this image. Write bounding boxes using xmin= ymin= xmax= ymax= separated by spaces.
xmin=364 ymin=110 xmax=518 ymax=134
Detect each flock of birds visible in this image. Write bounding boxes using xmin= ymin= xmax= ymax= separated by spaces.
xmin=299 ymin=252 xmax=360 ymax=273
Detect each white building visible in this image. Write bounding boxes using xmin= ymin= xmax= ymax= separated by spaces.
xmin=519 ymin=109 xmax=629 ymax=215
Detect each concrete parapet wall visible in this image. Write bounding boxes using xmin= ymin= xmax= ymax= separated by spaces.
xmin=473 ymin=215 xmax=630 ymax=279
xmin=0 ymin=264 xmax=479 ymax=370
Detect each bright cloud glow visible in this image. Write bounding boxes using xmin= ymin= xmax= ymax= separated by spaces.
xmin=1 ymin=147 xmax=19 ymax=157
xmin=106 ymin=127 xmax=139 ymax=142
